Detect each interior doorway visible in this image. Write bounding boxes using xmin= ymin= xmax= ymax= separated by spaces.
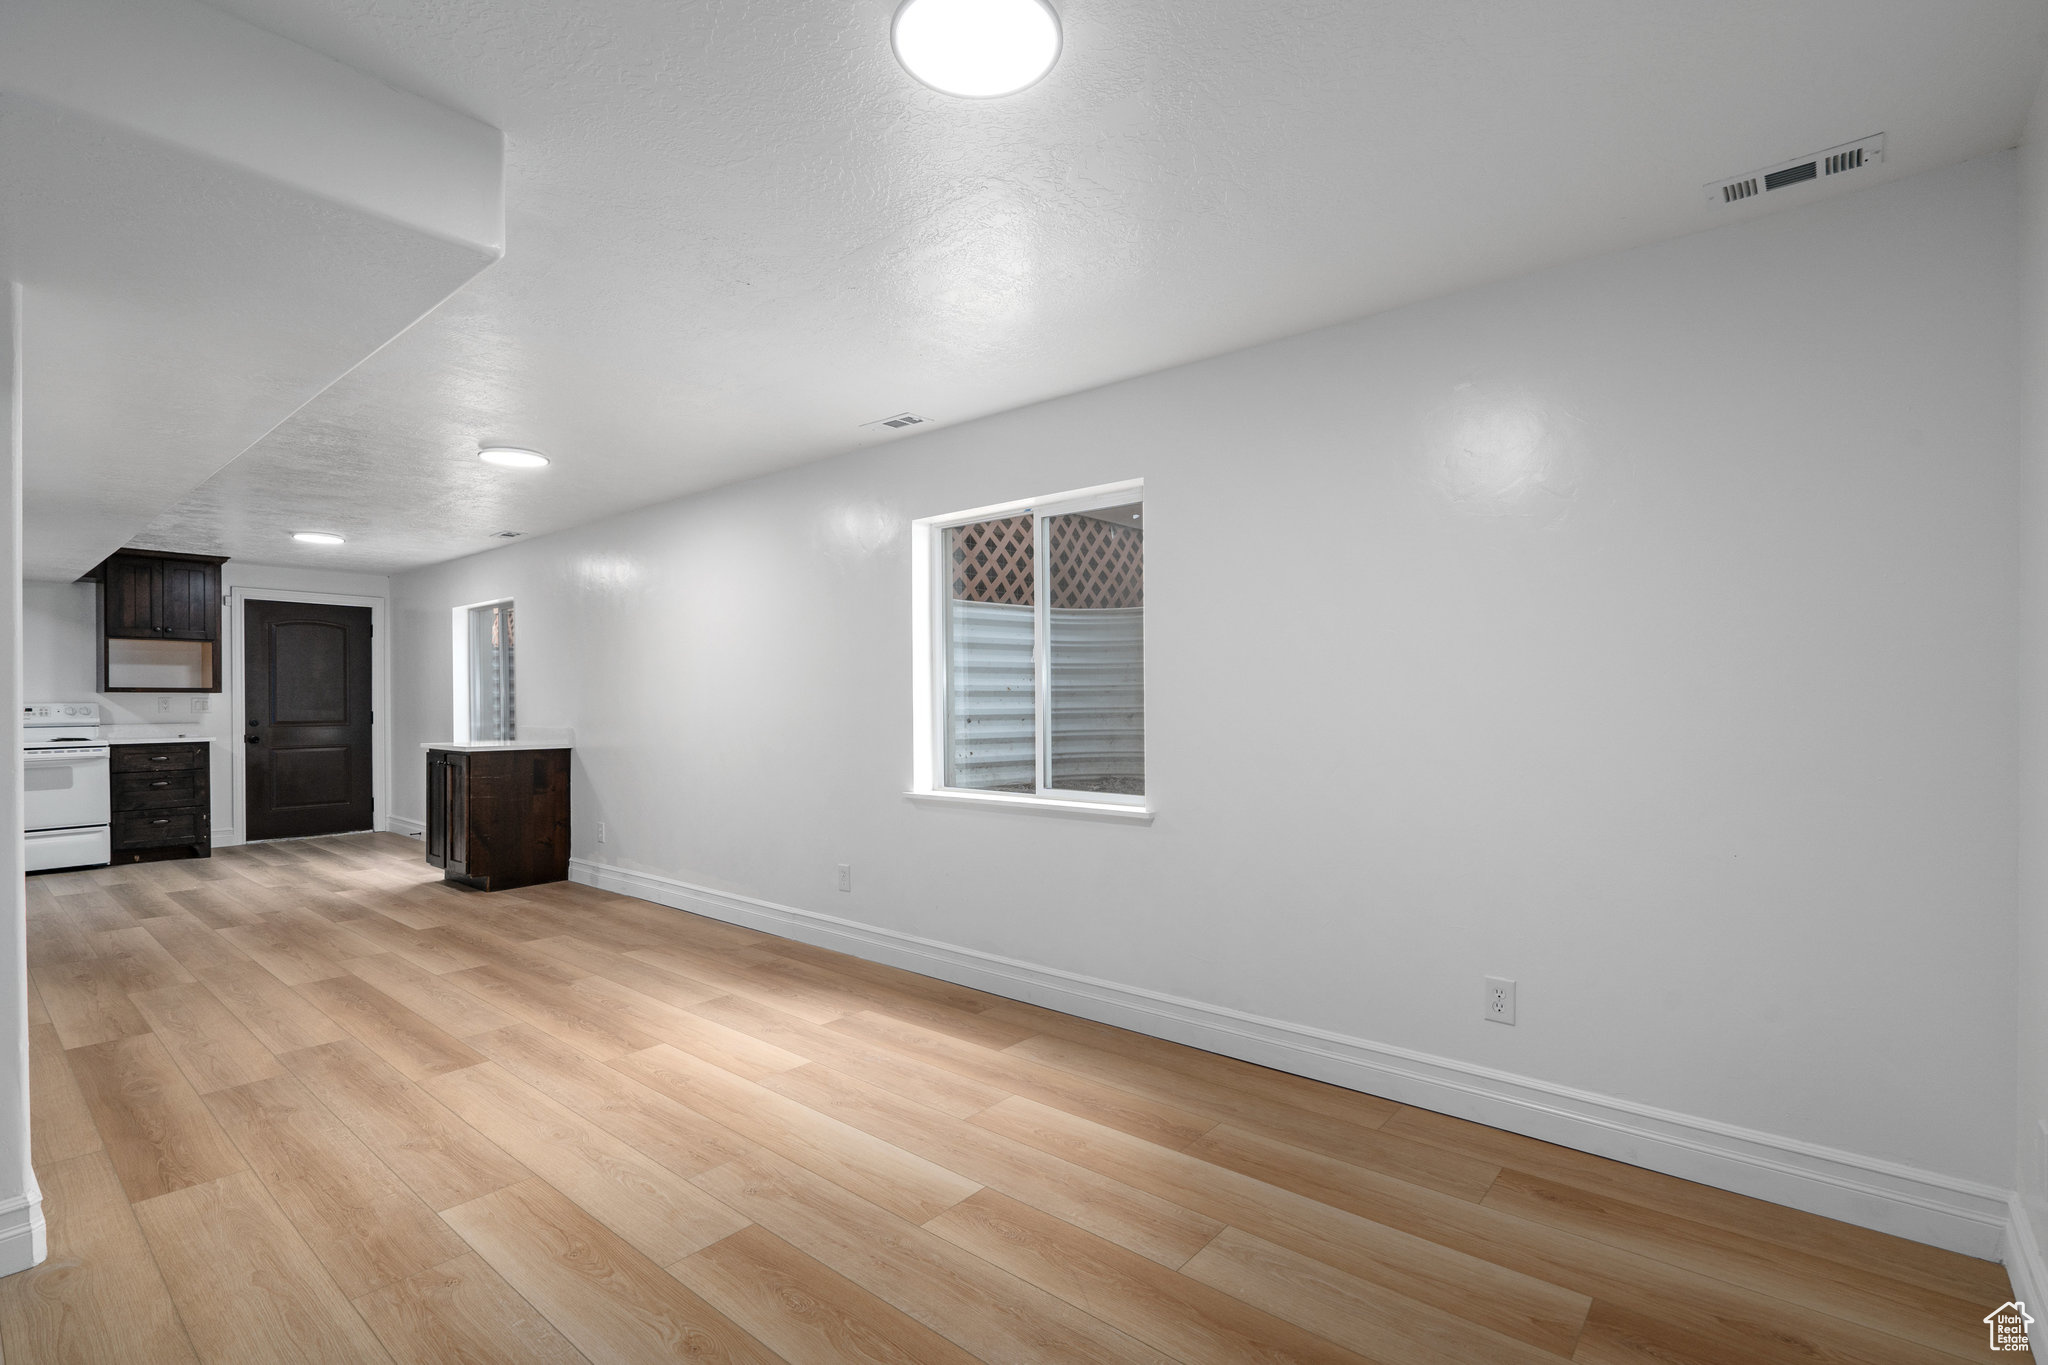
xmin=243 ymin=599 xmax=374 ymax=840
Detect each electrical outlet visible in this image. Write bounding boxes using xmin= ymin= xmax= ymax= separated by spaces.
xmin=596 ymin=822 xmax=606 ymax=844
xmin=155 ymin=696 xmax=171 ymax=714
xmin=1484 ymin=976 xmax=1517 ymax=1025
xmin=837 ymin=864 xmax=852 ymax=893
xmin=191 ymin=696 xmax=209 ymax=713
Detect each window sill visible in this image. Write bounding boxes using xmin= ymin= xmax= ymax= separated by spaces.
xmin=904 ymin=790 xmax=1154 ymax=824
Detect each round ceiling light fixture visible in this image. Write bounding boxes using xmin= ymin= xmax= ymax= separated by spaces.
xmin=892 ymin=0 xmax=1061 ymax=98
xmin=293 ymin=531 xmax=345 ymax=545
xmin=479 ymin=446 xmax=550 ymax=468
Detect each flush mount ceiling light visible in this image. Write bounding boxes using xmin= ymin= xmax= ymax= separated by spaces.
xmin=892 ymin=0 xmax=1060 ymax=98
xmin=293 ymin=531 xmax=344 ymax=545
xmin=479 ymin=446 xmax=550 ymax=468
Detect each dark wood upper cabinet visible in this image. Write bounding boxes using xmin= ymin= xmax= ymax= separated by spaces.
xmin=101 ymin=556 xmax=160 ymax=637
xmin=157 ymin=559 xmax=219 ymax=640
xmin=90 ymin=549 xmax=228 ymax=691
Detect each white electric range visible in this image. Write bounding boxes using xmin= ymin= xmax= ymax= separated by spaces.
xmin=23 ymin=702 xmax=110 ymax=872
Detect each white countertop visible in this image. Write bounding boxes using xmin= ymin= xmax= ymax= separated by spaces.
xmin=422 ymin=740 xmax=573 ymax=752
xmin=103 ymin=727 xmax=214 ymax=743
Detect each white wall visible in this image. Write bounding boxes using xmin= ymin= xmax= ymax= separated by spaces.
xmin=24 ymin=561 xmax=392 ymax=844
xmin=394 ymin=153 xmax=2022 ymax=1252
xmin=2 ymin=286 xmax=44 ymax=1272
xmin=2012 ymin=64 xmax=2048 ymax=1305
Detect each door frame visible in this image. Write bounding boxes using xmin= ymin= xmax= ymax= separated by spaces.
xmin=223 ymin=586 xmax=388 ymax=847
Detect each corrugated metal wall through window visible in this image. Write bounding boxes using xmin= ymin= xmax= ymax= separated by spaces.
xmin=946 ymin=601 xmax=1034 ymax=790
xmin=946 ymin=601 xmax=1143 ymax=793
xmin=467 ymin=602 xmax=515 ymax=742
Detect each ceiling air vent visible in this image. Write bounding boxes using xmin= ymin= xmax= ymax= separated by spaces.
xmin=1706 ymin=134 xmax=1882 ymax=206
xmin=862 ymin=412 xmax=929 ymax=432
xmin=1764 ymin=161 xmax=1817 ymax=191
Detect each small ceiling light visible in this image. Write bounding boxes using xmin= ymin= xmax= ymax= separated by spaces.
xmin=479 ymin=447 xmax=549 ymax=468
xmin=892 ymin=0 xmax=1060 ymax=98
xmin=293 ymin=531 xmax=344 ymax=545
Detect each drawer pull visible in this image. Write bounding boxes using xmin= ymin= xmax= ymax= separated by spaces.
xmin=150 ymin=755 xmax=169 ymax=762
xmin=150 ymin=781 xmax=169 ymax=788
xmin=150 ymin=818 xmax=169 ymax=825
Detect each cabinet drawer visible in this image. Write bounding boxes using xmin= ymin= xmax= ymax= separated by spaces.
xmin=112 ymin=744 xmax=207 ymax=774
xmin=114 ymin=771 xmax=202 ymax=811
xmin=113 ymin=808 xmax=206 ymax=849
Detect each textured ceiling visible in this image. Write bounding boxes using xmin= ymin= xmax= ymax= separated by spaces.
xmin=139 ymin=0 xmax=2048 ymax=574
xmin=4 ymin=0 xmax=502 ymax=581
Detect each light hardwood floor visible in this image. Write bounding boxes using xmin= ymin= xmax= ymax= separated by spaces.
xmin=3 ymin=833 xmax=2014 ymax=1363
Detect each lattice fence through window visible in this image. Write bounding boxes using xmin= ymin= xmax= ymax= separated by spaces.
xmin=950 ymin=515 xmax=1035 ymax=605
xmin=950 ymin=513 xmax=1143 ymax=607
xmin=1049 ymin=515 xmax=1143 ymax=609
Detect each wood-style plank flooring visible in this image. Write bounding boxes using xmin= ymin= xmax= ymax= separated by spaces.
xmin=3 ymin=834 xmax=2014 ymax=1363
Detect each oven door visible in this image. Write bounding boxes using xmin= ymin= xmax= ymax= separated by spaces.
xmin=24 ymin=745 xmax=110 ymax=832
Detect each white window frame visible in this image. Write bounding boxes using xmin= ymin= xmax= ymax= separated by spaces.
xmin=451 ymin=597 xmax=515 ymax=744
xmin=909 ymin=479 xmax=1150 ymax=822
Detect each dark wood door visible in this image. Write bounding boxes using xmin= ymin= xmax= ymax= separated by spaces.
xmin=245 ymin=600 xmax=373 ymax=840
xmin=102 ymin=557 xmax=159 ymax=637
xmin=158 ymin=560 xmax=217 ymax=640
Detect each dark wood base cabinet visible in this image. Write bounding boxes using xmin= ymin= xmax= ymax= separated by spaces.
xmin=425 ymin=748 xmax=570 ymax=891
xmin=111 ymin=742 xmax=211 ymax=862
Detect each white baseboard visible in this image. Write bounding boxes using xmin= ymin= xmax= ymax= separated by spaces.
xmin=2005 ymin=1196 xmax=2047 ymax=1308
xmin=568 ymin=856 xmax=2011 ymax=1261
xmin=0 ymin=1190 xmax=46 ymax=1277
xmin=383 ymin=813 xmax=424 ymax=838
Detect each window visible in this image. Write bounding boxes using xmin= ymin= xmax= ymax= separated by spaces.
xmin=915 ymin=482 xmax=1144 ymax=809
xmin=457 ymin=600 xmax=515 ymax=742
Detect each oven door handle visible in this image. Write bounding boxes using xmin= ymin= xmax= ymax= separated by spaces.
xmin=23 ymin=748 xmax=107 ymax=764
